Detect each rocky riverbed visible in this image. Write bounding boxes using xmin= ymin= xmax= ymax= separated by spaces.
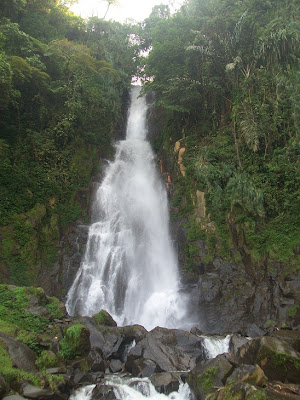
xmin=0 ymin=284 xmax=300 ymax=400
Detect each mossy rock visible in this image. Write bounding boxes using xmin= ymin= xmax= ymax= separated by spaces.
xmin=59 ymin=324 xmax=90 ymax=361
xmin=188 ymin=354 xmax=234 ymax=399
xmin=0 ymin=285 xmax=65 ymax=333
xmin=93 ymin=309 xmax=117 ymax=327
xmin=36 ymin=350 xmax=59 ymax=371
xmin=237 ymin=336 xmax=300 ymax=384
xmin=216 ymin=383 xmax=268 ymax=400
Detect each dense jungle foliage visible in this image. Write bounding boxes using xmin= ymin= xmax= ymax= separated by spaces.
xmin=140 ymin=0 xmax=300 ymax=277
xmin=0 ymin=0 xmax=299 ymax=287
xmin=0 ymin=0 xmax=138 ymax=286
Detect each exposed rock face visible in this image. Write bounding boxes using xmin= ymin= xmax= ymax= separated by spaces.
xmin=173 ymin=234 xmax=300 ymax=333
xmin=60 ymin=224 xmax=89 ymax=295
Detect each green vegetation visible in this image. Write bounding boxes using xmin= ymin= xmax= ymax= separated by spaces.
xmin=188 ymin=365 xmax=220 ymax=396
xmin=93 ymin=309 xmax=117 ymax=326
xmin=0 ymin=344 xmax=40 ymax=389
xmin=36 ymin=350 xmax=59 ymax=371
xmin=140 ymin=0 xmax=300 ymax=276
xmin=0 ymin=0 xmax=138 ymax=286
xmin=0 ymin=285 xmax=49 ymax=332
xmin=59 ymin=324 xmax=90 ymax=360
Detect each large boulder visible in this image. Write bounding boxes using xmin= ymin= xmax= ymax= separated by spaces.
xmin=237 ymin=336 xmax=300 ymax=383
xmin=126 ymin=358 xmax=159 ymax=378
xmin=126 ymin=327 xmax=206 ymax=373
xmin=226 ymin=364 xmax=268 ymax=387
xmin=82 ymin=319 xmax=146 ymax=362
xmin=59 ymin=324 xmax=90 ymax=361
xmin=150 ymin=373 xmax=180 ymax=394
xmin=22 ymin=384 xmax=53 ymax=399
xmin=271 ymin=329 xmax=300 ymax=352
xmin=92 ymin=310 xmax=117 ymax=327
xmin=187 ymin=354 xmax=235 ymax=399
xmin=0 ymin=333 xmax=38 ymax=373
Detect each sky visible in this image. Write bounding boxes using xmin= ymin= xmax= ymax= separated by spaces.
xmin=70 ymin=0 xmax=184 ymax=23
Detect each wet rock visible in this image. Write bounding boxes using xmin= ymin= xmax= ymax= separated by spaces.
xmin=0 ymin=376 xmax=7 ymax=398
xmin=90 ymin=348 xmax=106 ymax=372
xmin=119 ymin=325 xmax=147 ymax=343
xmin=0 ymin=333 xmax=38 ymax=373
xmin=91 ymin=385 xmax=118 ymax=400
xmin=150 ymin=373 xmax=180 ymax=394
xmin=187 ymin=354 xmax=235 ymax=399
xmin=82 ymin=320 xmax=123 ymax=360
xmin=3 ymin=396 xmax=26 ymax=400
xmin=227 ymin=364 xmax=268 ymax=387
xmin=128 ymin=326 xmax=206 ymax=372
xmin=127 ymin=358 xmax=159 ymax=378
xmin=229 ymin=334 xmax=250 ymax=355
xmin=73 ymin=372 xmax=96 ymax=385
xmin=22 ymin=384 xmax=53 ymax=399
xmin=237 ymin=336 xmax=300 ymax=383
xmin=109 ymin=359 xmax=123 ymax=373
xmin=82 ymin=320 xmax=147 ymax=363
xmin=242 ymin=323 xmax=266 ymax=338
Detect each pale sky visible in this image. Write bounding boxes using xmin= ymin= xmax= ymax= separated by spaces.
xmin=70 ymin=0 xmax=184 ymax=23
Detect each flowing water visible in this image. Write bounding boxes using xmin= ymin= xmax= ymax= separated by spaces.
xmin=69 ymin=376 xmax=193 ymax=400
xmin=66 ymin=86 xmax=188 ymax=330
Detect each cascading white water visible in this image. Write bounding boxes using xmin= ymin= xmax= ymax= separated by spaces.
xmin=69 ymin=376 xmax=193 ymax=400
xmin=66 ymin=86 xmax=188 ymax=330
xmin=202 ymin=335 xmax=231 ymax=359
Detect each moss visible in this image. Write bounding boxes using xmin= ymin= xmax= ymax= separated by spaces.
xmin=0 ymin=285 xmax=49 ymax=333
xmin=0 ymin=342 xmax=40 ymax=388
xmin=188 ymin=366 xmax=220 ymax=396
xmin=93 ymin=309 xmax=117 ymax=327
xmin=45 ymin=296 xmax=65 ymax=319
xmin=223 ymin=384 xmax=268 ymax=400
xmin=36 ymin=351 xmax=58 ymax=371
xmin=43 ymin=373 xmax=65 ymax=391
xmin=59 ymin=324 xmax=90 ymax=361
xmin=288 ymin=305 xmax=299 ymax=318
xmin=258 ymin=345 xmax=300 ymax=371
xmin=17 ymin=330 xmax=43 ymax=354
xmin=264 ymin=320 xmax=277 ymax=328
xmin=0 ymin=319 xmax=17 ymax=335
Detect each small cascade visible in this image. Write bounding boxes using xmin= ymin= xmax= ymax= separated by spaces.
xmin=69 ymin=376 xmax=193 ymax=400
xmin=66 ymin=86 xmax=190 ymax=330
xmin=202 ymin=335 xmax=231 ymax=359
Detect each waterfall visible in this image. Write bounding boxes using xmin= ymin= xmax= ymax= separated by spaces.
xmin=66 ymin=86 xmax=188 ymax=330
